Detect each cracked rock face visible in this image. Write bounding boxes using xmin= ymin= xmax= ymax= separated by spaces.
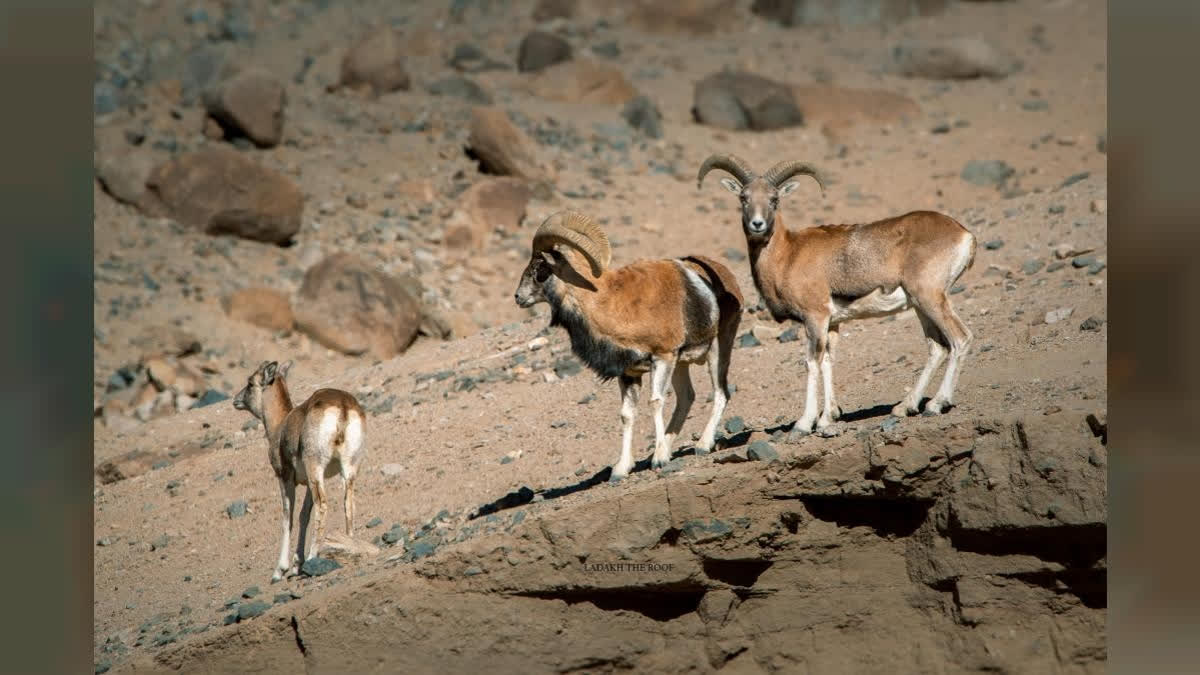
xmin=146 ymin=414 xmax=1105 ymax=673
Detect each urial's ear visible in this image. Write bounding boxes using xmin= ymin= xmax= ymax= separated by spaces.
xmin=263 ymin=361 xmax=279 ymax=383
xmin=278 ymin=360 xmax=294 ymax=380
xmin=719 ymin=178 xmax=743 ymax=195
xmin=778 ymin=180 xmax=802 ymax=197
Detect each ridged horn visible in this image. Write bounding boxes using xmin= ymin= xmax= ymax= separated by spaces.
xmin=762 ymin=160 xmax=825 ymax=193
xmin=532 ymin=210 xmax=612 ymax=277
xmin=697 ymin=153 xmax=757 ymax=189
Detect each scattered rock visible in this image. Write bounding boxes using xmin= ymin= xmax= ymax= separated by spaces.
xmin=891 ymin=36 xmax=1019 ymax=80
xmin=1045 ymin=307 xmax=1074 ymax=325
xmin=226 ymin=500 xmax=248 ymax=518
xmin=293 ymin=253 xmax=424 ymax=358
xmin=1022 ymin=99 xmax=1049 ymax=112
xmin=960 ymin=160 xmax=1014 ymax=188
xmin=1053 ymin=244 xmax=1093 ymax=260
xmin=150 ymin=534 xmax=170 ymax=551
xmin=724 ymin=417 xmax=745 ymax=434
xmin=466 ymin=107 xmax=556 ymax=184
xmin=449 ymin=43 xmax=509 ymax=73
xmin=241 ymin=586 xmax=260 ymax=599
xmin=380 ymin=463 xmax=405 ymax=477
xmin=621 ymin=95 xmax=663 ymax=139
xmin=366 ymin=517 xmax=384 ymax=529
xmin=779 ymin=327 xmax=800 ymax=343
xmin=224 ymin=288 xmax=293 ymax=332
xmin=300 ymin=556 xmax=341 ymax=577
xmin=680 ymin=518 xmax=733 ymax=544
xmin=426 ymin=76 xmax=492 ymax=104
xmin=527 ymin=60 xmax=637 ymax=105
xmin=517 ymin=31 xmax=572 ymax=73
xmin=532 ymin=0 xmax=577 ymax=21
xmin=194 ymin=390 xmax=229 ymax=408
xmin=753 ymin=0 xmax=950 ymax=27
xmin=752 ymin=323 xmax=785 ymax=342
xmin=1060 ymin=171 xmax=1090 ymax=189
xmin=236 ymin=601 xmax=270 ymax=621
xmin=747 ymin=440 xmax=779 ymax=462
xmin=95 ymin=148 xmax=157 ymax=208
xmin=144 ymin=147 xmax=304 ymax=245
xmin=626 ymin=0 xmax=739 ymax=36
xmin=1071 ymin=255 xmax=1097 ymax=269
xmin=693 ymin=71 xmax=804 ymax=131
xmin=408 ymin=537 xmax=440 ymax=560
xmin=1080 ymin=316 xmax=1104 ymax=332
xmin=1090 ymin=199 xmax=1106 ymax=214
xmin=443 ymin=177 xmax=533 ymax=250
xmin=983 ymin=239 xmax=1005 ymax=250
xmin=203 ymin=68 xmax=286 ymax=147
xmin=1021 ymin=259 xmax=1044 ymax=275
xmin=737 ymin=332 xmax=762 ymax=348
xmin=592 ymin=41 xmax=620 ymax=59
xmin=319 ymin=531 xmax=381 ymax=565
xmin=340 ymin=26 xmax=410 ymax=95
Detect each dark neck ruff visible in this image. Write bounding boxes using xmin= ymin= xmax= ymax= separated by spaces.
xmin=546 ymin=281 xmax=646 ymax=381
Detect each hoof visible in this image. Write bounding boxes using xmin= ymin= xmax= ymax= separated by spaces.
xmin=831 ymin=406 xmax=844 ymax=421
xmin=926 ymin=398 xmax=951 ymax=415
xmin=794 ymin=418 xmax=816 ymax=434
xmin=892 ymin=403 xmax=918 ymax=417
xmin=608 ymin=469 xmax=629 ymax=484
xmin=694 ymin=446 xmax=711 ymax=457
xmin=271 ymin=572 xmax=283 ymax=584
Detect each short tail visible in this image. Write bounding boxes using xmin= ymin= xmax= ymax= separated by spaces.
xmin=332 ymin=406 xmax=349 ymax=446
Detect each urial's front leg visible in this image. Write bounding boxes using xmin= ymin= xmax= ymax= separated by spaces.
xmin=649 ymin=358 xmax=676 ymax=469
xmin=611 ymin=375 xmax=641 ymax=481
xmin=796 ymin=316 xmax=830 ymax=432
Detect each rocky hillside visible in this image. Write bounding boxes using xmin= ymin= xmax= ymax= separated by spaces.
xmin=94 ymin=0 xmax=1107 ymax=672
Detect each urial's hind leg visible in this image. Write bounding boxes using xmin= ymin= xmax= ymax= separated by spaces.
xmin=294 ymin=488 xmax=313 ymax=573
xmin=697 ymin=339 xmax=728 ymax=453
xmin=925 ymin=294 xmax=972 ymax=414
xmin=611 ymin=375 xmax=641 ymax=481
xmin=824 ymin=327 xmax=843 ymax=421
xmin=663 ymin=364 xmax=695 ymax=459
xmin=894 ymin=308 xmax=947 ymax=416
xmin=272 ymin=476 xmax=295 ymax=582
xmin=342 ymin=468 xmax=356 ymax=536
xmin=649 ymin=358 xmax=677 ymax=469
xmin=305 ymin=464 xmax=330 ymax=561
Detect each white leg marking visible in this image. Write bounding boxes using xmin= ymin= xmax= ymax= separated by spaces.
xmin=273 ymin=478 xmax=295 ymax=582
xmin=664 ymin=364 xmax=694 ymax=456
xmin=697 ymin=339 xmax=726 ymax=452
xmin=649 ymin=359 xmax=674 ymax=469
xmin=613 ymin=377 xmax=640 ymax=480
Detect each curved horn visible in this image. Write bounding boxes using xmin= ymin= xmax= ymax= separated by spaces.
xmin=697 ymin=153 xmax=757 ymax=189
xmin=532 ymin=210 xmax=612 ymax=277
xmin=762 ymin=160 xmax=825 ymax=193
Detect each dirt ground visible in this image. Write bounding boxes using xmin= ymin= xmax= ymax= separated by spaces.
xmin=93 ymin=1 xmax=1106 ymax=672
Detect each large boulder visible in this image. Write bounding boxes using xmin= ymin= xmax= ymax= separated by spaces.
xmin=891 ymin=36 xmax=1020 ymax=80
xmin=145 ymin=146 xmax=305 ymax=244
xmin=96 ymin=148 xmax=158 ymax=208
xmin=293 ymin=253 xmax=424 ymax=359
xmin=224 ymin=287 xmax=294 ymax=332
xmin=466 ymin=107 xmax=556 ymax=184
xmin=444 ymin=178 xmax=534 ymax=250
xmin=517 ymin=31 xmax=573 ymax=73
xmin=527 ymin=60 xmax=637 ymax=105
xmin=626 ymin=0 xmax=740 ymax=35
xmin=340 ymin=27 xmax=411 ymax=95
xmin=693 ymin=71 xmax=804 ymax=131
xmin=203 ymin=68 xmax=286 ymax=147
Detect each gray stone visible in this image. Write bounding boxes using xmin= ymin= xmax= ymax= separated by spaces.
xmin=681 ymin=518 xmax=733 ymax=544
xmin=1060 ymin=171 xmax=1090 ymax=189
xmin=241 ymin=586 xmax=260 ymax=599
xmin=194 ymin=390 xmax=229 ymax=407
xmin=1021 ymin=259 xmax=1044 ymax=275
xmin=366 ymin=517 xmax=383 ymax=529
xmin=426 ymin=76 xmax=492 ymax=104
xmin=518 ymin=31 xmax=572 ymax=73
xmin=747 ymin=440 xmax=779 ymax=462
xmin=779 ymin=327 xmax=800 ymax=343
xmin=226 ymin=500 xmax=248 ymax=518
xmin=961 ymin=160 xmax=1014 ymax=187
xmin=1080 ymin=316 xmax=1104 ymax=332
xmin=983 ymin=239 xmax=1004 ymax=250
xmin=1021 ymin=99 xmax=1050 ymax=111
xmin=236 ymin=600 xmax=270 ymax=621
xmin=408 ymin=537 xmax=440 ymax=560
xmin=737 ymin=332 xmax=762 ymax=348
xmin=724 ymin=417 xmax=746 ymax=434
xmin=300 ymin=556 xmax=341 ymax=577
xmin=621 ymin=95 xmax=663 ymax=139
xmin=592 ymin=41 xmax=620 ymax=59
xmin=1072 ymin=255 xmax=1097 ymax=268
